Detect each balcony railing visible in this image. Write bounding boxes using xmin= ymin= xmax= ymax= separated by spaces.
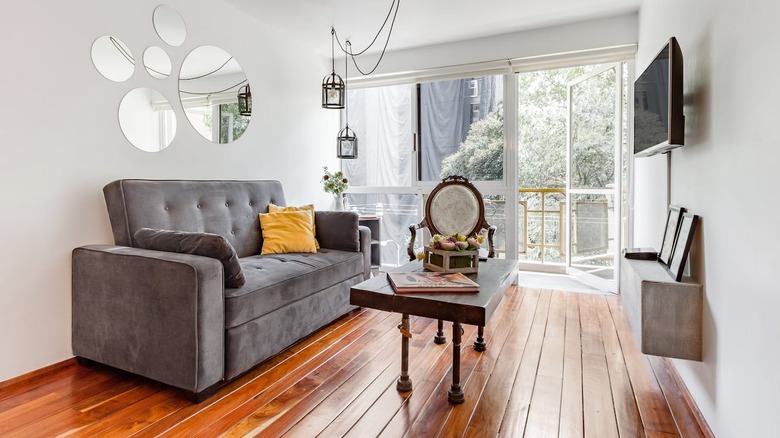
xmin=519 ymin=188 xmax=566 ymax=263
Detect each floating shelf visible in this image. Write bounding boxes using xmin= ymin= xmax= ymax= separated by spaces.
xmin=620 ymin=257 xmax=703 ymax=361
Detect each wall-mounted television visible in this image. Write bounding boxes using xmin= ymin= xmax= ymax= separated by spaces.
xmin=634 ymin=37 xmax=684 ymax=157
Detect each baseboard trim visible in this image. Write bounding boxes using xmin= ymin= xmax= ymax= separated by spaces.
xmin=661 ymin=357 xmax=716 ymax=438
xmin=0 ymin=357 xmax=76 ymax=391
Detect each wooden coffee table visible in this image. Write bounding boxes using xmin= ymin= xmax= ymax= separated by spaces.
xmin=350 ymin=258 xmax=518 ymax=404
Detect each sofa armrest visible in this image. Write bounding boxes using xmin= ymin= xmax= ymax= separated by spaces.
xmin=72 ymin=244 xmax=225 ymax=394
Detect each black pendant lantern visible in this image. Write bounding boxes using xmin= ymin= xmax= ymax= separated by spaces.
xmin=337 ymin=41 xmax=357 ymax=159
xmin=237 ymin=84 xmax=252 ymax=116
xmin=337 ymin=126 xmax=358 ymax=159
xmin=322 ymin=29 xmax=345 ymax=109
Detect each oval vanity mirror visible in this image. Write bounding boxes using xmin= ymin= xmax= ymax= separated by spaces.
xmin=178 ymin=45 xmax=251 ymax=144
xmin=118 ymin=88 xmax=177 ymax=152
xmin=90 ymin=35 xmax=135 ymax=82
xmin=153 ymin=5 xmax=186 ymax=47
xmin=143 ymin=46 xmax=172 ymax=79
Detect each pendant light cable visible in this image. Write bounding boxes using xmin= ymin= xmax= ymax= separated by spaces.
xmin=332 ymin=0 xmax=400 ymax=76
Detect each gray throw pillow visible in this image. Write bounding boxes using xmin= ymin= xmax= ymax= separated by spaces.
xmin=133 ymin=228 xmax=246 ymax=288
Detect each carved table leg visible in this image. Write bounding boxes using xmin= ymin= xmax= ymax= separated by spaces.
xmin=434 ymin=319 xmax=447 ymax=344
xmin=474 ymin=325 xmax=486 ymax=352
xmin=448 ymin=322 xmax=465 ymax=404
xmin=396 ymin=314 xmax=413 ymax=392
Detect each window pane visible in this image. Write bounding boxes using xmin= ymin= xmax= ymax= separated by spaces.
xmin=344 ymin=193 xmax=420 ymax=268
xmin=219 ymin=103 xmax=249 ymax=143
xmin=419 ymin=75 xmax=504 ymax=181
xmin=343 ymin=85 xmax=413 ymax=187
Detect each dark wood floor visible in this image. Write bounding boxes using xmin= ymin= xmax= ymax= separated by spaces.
xmin=0 ymin=286 xmax=711 ymax=437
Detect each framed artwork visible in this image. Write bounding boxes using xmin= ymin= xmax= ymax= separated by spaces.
xmin=667 ymin=213 xmax=698 ymax=281
xmin=658 ymin=205 xmax=685 ymax=265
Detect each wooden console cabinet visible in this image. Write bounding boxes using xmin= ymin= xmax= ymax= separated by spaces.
xmin=620 ymin=257 xmax=703 ymax=361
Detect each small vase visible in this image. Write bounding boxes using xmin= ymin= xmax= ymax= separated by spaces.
xmin=334 ymin=195 xmax=345 ymax=211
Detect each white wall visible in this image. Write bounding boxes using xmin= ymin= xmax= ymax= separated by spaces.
xmin=357 ymin=13 xmax=638 ymax=76
xmin=636 ymin=1 xmax=780 ymax=436
xmin=0 ymin=0 xmax=339 ymax=382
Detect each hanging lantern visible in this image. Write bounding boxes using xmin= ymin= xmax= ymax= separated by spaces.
xmin=322 ymin=73 xmax=344 ymax=109
xmin=237 ymin=84 xmax=252 ymax=116
xmin=337 ymin=126 xmax=358 ymax=159
xmin=322 ymin=29 xmax=345 ymax=109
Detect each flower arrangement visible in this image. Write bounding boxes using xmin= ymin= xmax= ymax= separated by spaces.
xmin=321 ymin=166 xmax=348 ymax=197
xmin=416 ymin=232 xmax=485 ymax=260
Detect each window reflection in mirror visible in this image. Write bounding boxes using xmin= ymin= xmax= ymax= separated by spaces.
xmin=118 ymin=88 xmax=177 ymax=152
xmin=179 ymin=45 xmax=250 ymax=144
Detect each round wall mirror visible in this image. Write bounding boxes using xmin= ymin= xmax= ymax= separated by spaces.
xmin=118 ymin=88 xmax=177 ymax=152
xmin=178 ymin=45 xmax=251 ymax=144
xmin=90 ymin=35 xmax=135 ymax=82
xmin=143 ymin=46 xmax=172 ymax=79
xmin=153 ymin=5 xmax=186 ymax=46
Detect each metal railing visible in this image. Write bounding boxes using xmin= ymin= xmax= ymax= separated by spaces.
xmin=519 ymin=188 xmax=566 ymax=263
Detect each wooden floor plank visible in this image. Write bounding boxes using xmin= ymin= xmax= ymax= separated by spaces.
xmin=596 ymin=296 xmax=645 ymax=438
xmin=282 ymin=318 xmax=436 ymax=437
xmin=466 ymin=288 xmax=542 ymax=437
xmin=153 ymin=309 xmax=392 ymax=437
xmin=495 ymin=290 xmax=553 ymax=438
xmin=607 ymin=296 xmax=680 ymax=436
xmin=559 ymin=292 xmax=583 ymax=438
xmin=648 ymin=356 xmax=707 ymax=438
xmin=436 ymin=287 xmax=528 ymax=437
xmin=135 ymin=307 xmax=373 ymax=436
xmin=343 ymin=324 xmax=478 ymax=438
xmin=188 ymin=312 xmax=400 ymax=437
xmin=220 ymin=315 xmax=405 ymax=437
xmin=0 ymin=285 xmax=710 ymax=438
xmin=524 ymin=291 xmax=566 ymax=438
xmin=311 ymin=316 xmax=442 ymax=437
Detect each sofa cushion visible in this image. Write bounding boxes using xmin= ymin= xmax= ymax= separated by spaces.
xmin=133 ymin=228 xmax=246 ymax=288
xmin=314 ymin=211 xmax=360 ymax=252
xmin=258 ymin=210 xmax=318 ymax=255
xmin=268 ymin=203 xmax=320 ymax=249
xmin=224 ymin=249 xmax=364 ymax=329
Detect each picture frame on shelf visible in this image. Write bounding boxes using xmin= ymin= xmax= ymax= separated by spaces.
xmin=659 ymin=205 xmax=685 ymax=265
xmin=667 ymin=213 xmax=698 ymax=281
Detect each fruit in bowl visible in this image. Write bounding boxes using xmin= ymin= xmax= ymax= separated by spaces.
xmin=429 ymin=233 xmax=481 ymax=251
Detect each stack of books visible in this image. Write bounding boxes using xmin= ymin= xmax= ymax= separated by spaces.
xmin=387 ymin=272 xmax=480 ymax=293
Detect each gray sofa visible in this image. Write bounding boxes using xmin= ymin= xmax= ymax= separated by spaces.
xmin=72 ymin=179 xmax=370 ymax=401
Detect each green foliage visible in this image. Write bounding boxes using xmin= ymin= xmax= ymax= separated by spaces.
xmin=321 ymin=166 xmax=349 ymax=196
xmin=440 ymin=66 xmax=617 ymax=191
xmin=440 ymin=103 xmax=504 ymax=180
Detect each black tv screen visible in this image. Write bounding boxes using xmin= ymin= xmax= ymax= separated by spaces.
xmin=634 ymin=37 xmax=684 ymax=157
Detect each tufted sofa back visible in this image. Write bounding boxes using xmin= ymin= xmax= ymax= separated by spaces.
xmin=103 ymin=179 xmax=286 ymax=258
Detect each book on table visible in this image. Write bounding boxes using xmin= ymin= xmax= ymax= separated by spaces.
xmin=387 ymin=271 xmax=480 ymax=293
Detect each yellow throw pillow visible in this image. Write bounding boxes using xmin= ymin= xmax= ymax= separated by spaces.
xmin=259 ymin=210 xmax=318 ymax=255
xmin=268 ymin=203 xmax=320 ymax=249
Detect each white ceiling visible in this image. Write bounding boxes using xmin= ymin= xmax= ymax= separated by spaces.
xmin=221 ymin=0 xmax=640 ymax=56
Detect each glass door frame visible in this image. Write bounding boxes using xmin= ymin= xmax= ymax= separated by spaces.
xmin=565 ymin=62 xmax=624 ymax=292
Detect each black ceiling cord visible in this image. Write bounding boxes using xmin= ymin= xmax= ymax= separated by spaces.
xmin=332 ymin=0 xmax=400 ymax=76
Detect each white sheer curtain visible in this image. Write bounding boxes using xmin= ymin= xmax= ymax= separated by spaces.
xmin=343 ymin=85 xmax=412 ymax=187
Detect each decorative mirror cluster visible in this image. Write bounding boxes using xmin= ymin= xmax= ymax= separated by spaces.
xmin=143 ymin=46 xmax=171 ymax=79
xmin=178 ymin=45 xmax=251 ymax=143
xmin=118 ymin=88 xmax=177 ymax=152
xmin=90 ymin=5 xmax=251 ymax=151
xmin=90 ymin=36 xmax=135 ymax=82
xmin=153 ymin=5 xmax=187 ymax=46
